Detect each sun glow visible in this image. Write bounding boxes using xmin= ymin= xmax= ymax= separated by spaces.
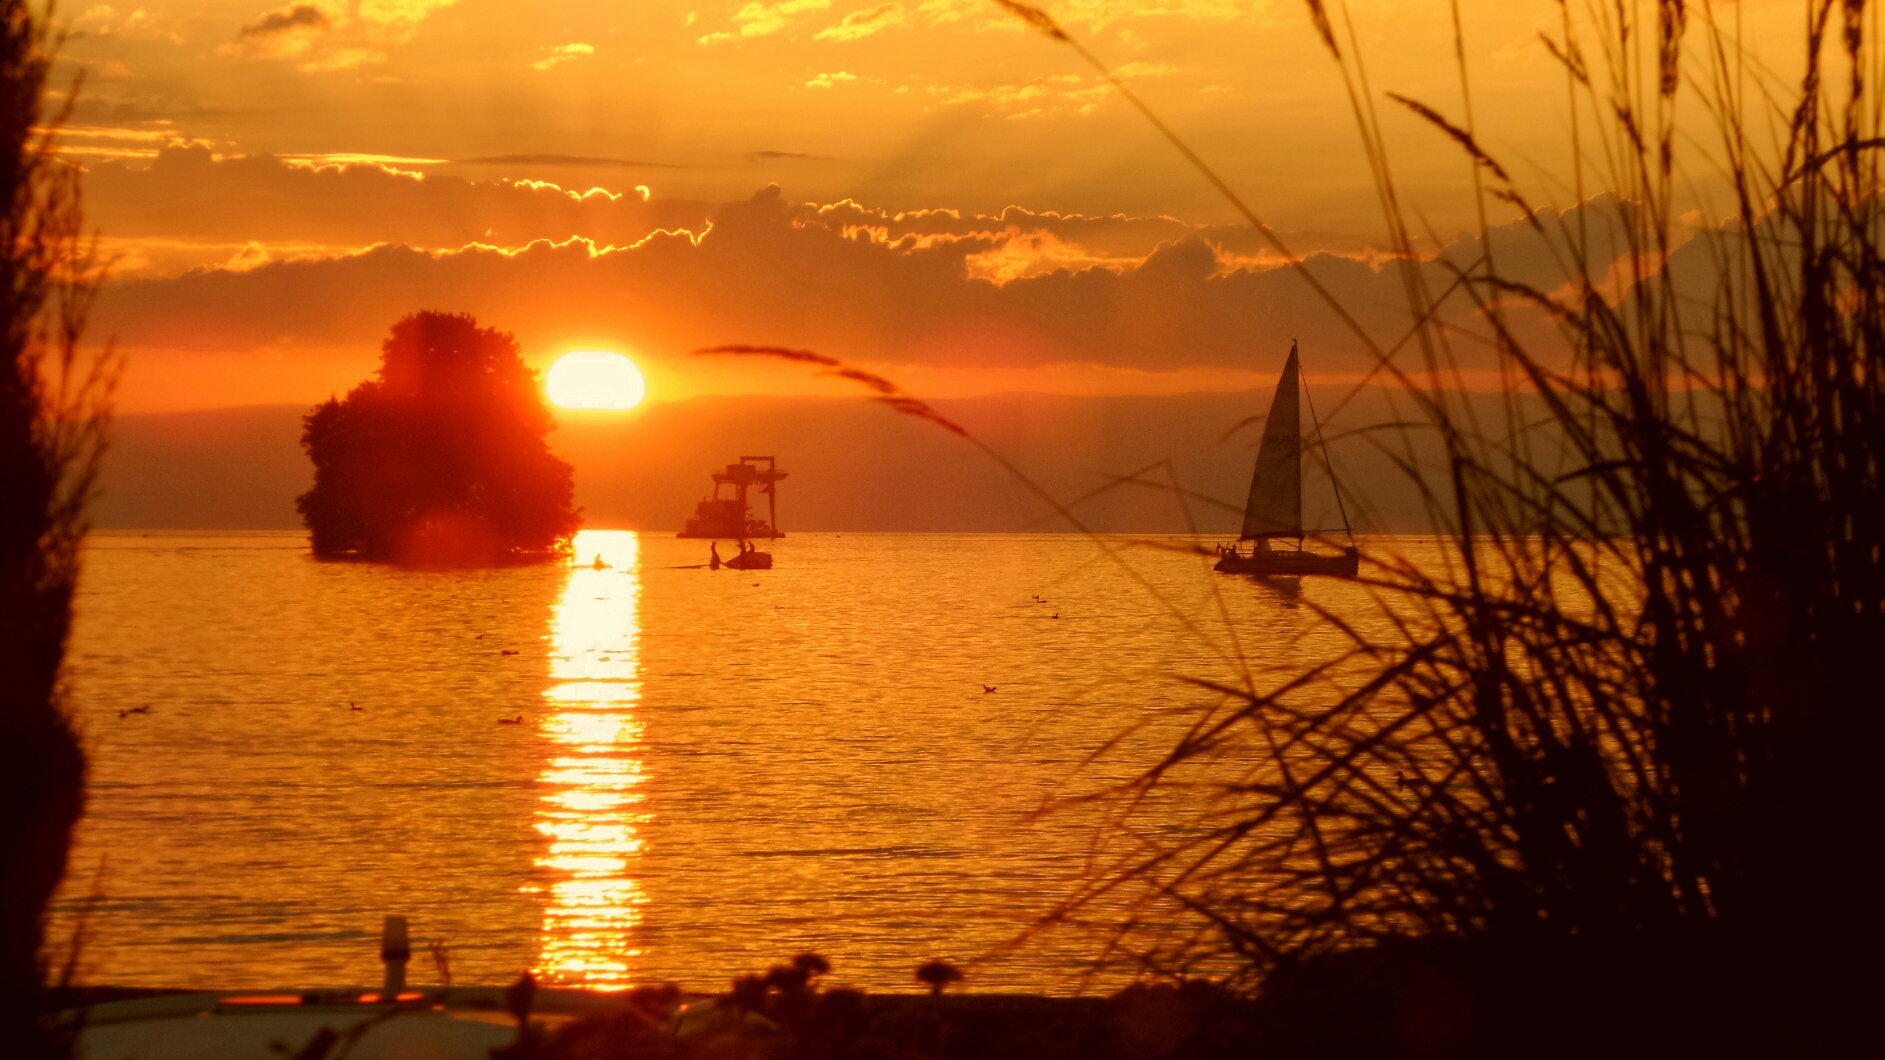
xmin=546 ymin=351 xmax=646 ymax=410
xmin=533 ymin=529 xmax=646 ymax=989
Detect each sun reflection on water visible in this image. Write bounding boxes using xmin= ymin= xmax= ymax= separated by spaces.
xmin=532 ymin=530 xmax=645 ymax=988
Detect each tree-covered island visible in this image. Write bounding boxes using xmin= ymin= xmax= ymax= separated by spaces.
xmin=297 ymin=311 xmax=579 ymax=564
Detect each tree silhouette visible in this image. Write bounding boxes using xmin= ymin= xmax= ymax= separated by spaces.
xmin=297 ymin=312 xmax=578 ymax=563
xmin=0 ymin=4 xmax=117 ymax=1055
xmin=915 ymin=959 xmax=963 ymax=996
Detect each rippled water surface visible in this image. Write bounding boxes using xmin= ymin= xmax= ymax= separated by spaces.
xmin=58 ymin=530 xmax=1399 ymax=993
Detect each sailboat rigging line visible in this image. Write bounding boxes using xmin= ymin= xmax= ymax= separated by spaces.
xmin=1321 ymin=262 xmax=1481 ymax=426
xmin=1300 ymin=375 xmax=1354 ymax=542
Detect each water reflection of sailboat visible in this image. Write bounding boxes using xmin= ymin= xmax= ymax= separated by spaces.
xmin=1215 ymin=342 xmax=1360 ymax=577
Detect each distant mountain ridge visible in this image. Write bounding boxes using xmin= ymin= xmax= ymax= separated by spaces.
xmin=95 ymin=390 xmax=1454 ymax=534
xmin=98 ymin=405 xmax=313 ymax=530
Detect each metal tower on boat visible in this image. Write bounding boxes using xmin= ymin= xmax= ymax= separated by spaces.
xmin=677 ymin=456 xmax=787 ymax=539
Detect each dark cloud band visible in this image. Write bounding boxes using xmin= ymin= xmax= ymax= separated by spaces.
xmin=452 ymin=154 xmax=688 ymax=169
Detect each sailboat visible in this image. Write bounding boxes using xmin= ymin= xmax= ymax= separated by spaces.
xmin=1215 ymin=342 xmax=1360 ymax=577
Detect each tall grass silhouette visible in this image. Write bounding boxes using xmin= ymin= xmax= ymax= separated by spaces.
xmin=986 ymin=0 xmax=1882 ymax=1048
xmin=711 ymin=0 xmax=1882 ymax=1048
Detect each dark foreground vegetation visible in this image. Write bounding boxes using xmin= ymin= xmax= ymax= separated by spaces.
xmin=0 ymin=2 xmax=115 ymax=1059
xmin=34 ymin=948 xmax=1773 ymax=1060
xmin=347 ymin=948 xmax=1759 ymax=1060
xmin=404 ymin=960 xmax=1259 ymax=1060
xmin=298 ymin=311 xmax=578 ymax=564
xmin=995 ymin=1 xmax=1882 ymax=1055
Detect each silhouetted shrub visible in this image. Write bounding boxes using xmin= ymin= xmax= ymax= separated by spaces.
xmin=297 ymin=311 xmax=578 ymax=563
xmin=518 ymin=953 xmax=1266 ymax=1060
xmin=913 ymin=960 xmax=961 ymax=997
xmin=537 ymin=986 xmax=685 ymax=1060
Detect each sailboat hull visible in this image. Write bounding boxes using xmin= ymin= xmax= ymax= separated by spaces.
xmin=1214 ymin=546 xmax=1359 ymax=577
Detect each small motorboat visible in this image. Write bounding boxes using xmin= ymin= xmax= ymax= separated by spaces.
xmin=725 ymin=547 xmax=773 ymax=570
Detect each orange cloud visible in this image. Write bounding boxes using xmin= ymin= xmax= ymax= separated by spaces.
xmin=90 ymin=185 xmax=1630 ymax=400
xmin=82 ymin=147 xmax=714 ymax=276
xmin=240 ymin=4 xmax=331 ymax=38
xmin=815 ymin=3 xmax=908 ymax=41
xmin=221 ymin=3 xmax=333 ymax=60
xmin=532 ymin=43 xmax=596 ymax=71
xmin=698 ymin=0 xmax=833 ymax=45
xmin=220 ymin=0 xmax=460 ymax=70
xmin=85 ymin=147 xmax=1434 ymax=289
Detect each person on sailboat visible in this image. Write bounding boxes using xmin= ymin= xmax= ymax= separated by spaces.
xmin=710 ymin=542 xmax=722 ymax=570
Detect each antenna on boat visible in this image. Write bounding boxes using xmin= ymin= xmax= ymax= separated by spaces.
xmin=1299 ymin=351 xmax=1354 ymax=545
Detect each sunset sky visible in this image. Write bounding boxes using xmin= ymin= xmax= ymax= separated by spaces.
xmin=60 ymin=1 xmax=1806 ymax=412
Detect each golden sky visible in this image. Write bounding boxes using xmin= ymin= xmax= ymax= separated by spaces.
xmin=60 ymin=1 xmax=1806 ymax=411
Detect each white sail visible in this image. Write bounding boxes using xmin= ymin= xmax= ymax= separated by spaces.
xmin=1239 ymin=343 xmax=1302 ymax=539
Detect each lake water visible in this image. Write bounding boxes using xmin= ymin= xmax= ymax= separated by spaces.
xmin=54 ymin=530 xmax=1391 ymax=994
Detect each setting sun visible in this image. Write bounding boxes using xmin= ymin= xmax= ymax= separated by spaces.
xmin=546 ymin=351 xmax=645 ymax=410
